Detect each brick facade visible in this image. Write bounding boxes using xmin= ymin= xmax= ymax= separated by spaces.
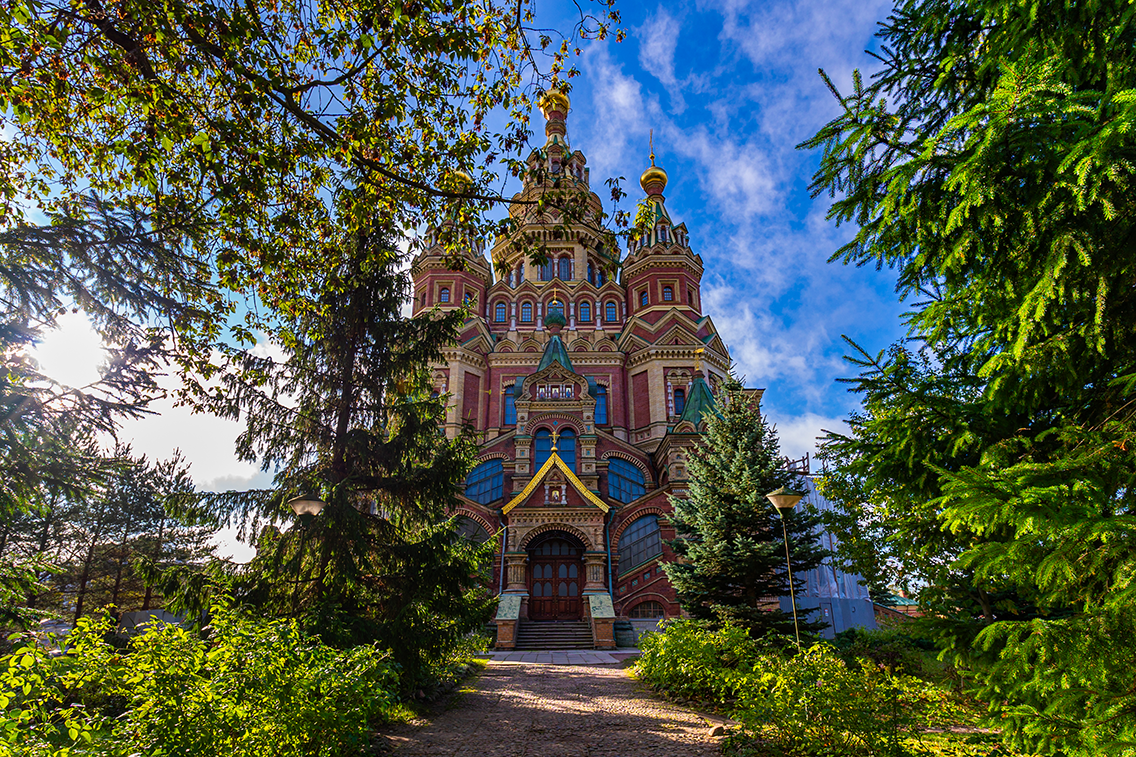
xmin=411 ymin=94 xmax=749 ymax=624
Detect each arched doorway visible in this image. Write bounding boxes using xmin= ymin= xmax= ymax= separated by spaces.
xmin=527 ymin=532 xmax=584 ymax=620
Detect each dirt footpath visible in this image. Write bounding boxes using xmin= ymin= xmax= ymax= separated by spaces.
xmin=380 ymin=661 xmax=724 ymax=757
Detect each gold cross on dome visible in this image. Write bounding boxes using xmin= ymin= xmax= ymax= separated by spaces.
xmin=551 ymin=428 xmax=560 ymax=451
xmin=649 ymin=129 xmax=655 ymax=166
xmin=694 ymin=347 xmax=705 ymax=373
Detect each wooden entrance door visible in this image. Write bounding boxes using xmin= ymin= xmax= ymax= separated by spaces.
xmin=528 ymin=537 xmax=582 ymax=620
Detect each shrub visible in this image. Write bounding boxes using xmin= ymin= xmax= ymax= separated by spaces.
xmin=1 ymin=599 xmax=401 ymax=757
xmin=635 ymin=620 xmax=981 ymax=757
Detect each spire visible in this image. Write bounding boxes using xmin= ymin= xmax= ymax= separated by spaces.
xmin=539 ymin=87 xmax=570 ymax=148
xmin=537 ymin=334 xmax=574 ymax=372
xmin=676 ymin=370 xmax=718 ymax=428
xmin=640 ymin=129 xmax=668 ymax=198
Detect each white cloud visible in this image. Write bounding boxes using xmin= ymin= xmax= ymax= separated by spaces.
xmin=580 ymin=46 xmax=656 ymax=179
xmin=637 ymin=8 xmax=687 ymax=112
xmin=766 ymin=411 xmax=849 ymax=464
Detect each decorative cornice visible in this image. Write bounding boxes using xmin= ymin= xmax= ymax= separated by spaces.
xmin=502 ymin=452 xmax=610 ymax=514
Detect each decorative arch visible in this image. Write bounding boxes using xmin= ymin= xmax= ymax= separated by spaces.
xmin=477 ymin=451 xmax=511 ymax=463
xmin=601 ymin=450 xmax=651 ymax=480
xmin=519 ymin=522 xmax=594 ymax=552
xmin=497 ymin=343 xmax=514 ymax=353
xmin=454 ymin=508 xmax=495 ymax=539
xmin=524 ymin=414 xmax=585 ymax=437
xmin=567 ymin=338 xmax=592 ymax=352
xmin=618 ymin=592 xmax=673 ymax=616
xmin=517 ymin=337 xmax=542 ymax=353
xmin=611 ymin=504 xmax=669 ymax=545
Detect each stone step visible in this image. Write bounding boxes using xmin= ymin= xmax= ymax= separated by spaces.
xmin=514 ymin=621 xmax=595 ymax=650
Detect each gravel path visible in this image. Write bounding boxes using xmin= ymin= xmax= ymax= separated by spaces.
xmin=380 ymin=662 xmax=724 ymax=757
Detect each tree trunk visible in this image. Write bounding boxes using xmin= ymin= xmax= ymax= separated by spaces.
xmin=141 ymin=516 xmax=166 ymax=611
xmin=26 ymin=492 xmax=60 ymax=609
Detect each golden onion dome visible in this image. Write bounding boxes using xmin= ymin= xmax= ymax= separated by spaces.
xmin=640 ymin=163 xmax=668 ymax=195
xmin=539 ymin=89 xmax=571 ymax=119
xmin=440 ymin=169 xmax=473 ymax=193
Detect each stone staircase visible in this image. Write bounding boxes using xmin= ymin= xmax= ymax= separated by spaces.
xmin=513 ymin=620 xmax=594 ymax=650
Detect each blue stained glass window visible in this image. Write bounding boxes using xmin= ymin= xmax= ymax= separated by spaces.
xmin=579 ymin=302 xmax=591 ymax=322
xmin=558 ymin=258 xmax=571 ymax=280
xmin=558 ymin=429 xmax=576 ymax=473
xmin=534 ymin=428 xmax=553 ymax=469
xmin=619 ymin=514 xmax=661 ymax=570
xmin=540 ymin=261 xmax=553 ymax=281
xmin=521 ymin=302 xmax=533 ymax=322
xmin=503 ymin=386 xmax=516 ymax=425
xmin=465 ymin=460 xmax=504 ymax=504
xmin=605 ymin=302 xmax=617 ymax=322
xmin=595 ymin=386 xmax=607 ymax=425
xmin=663 ymin=286 xmax=673 ymax=301
xmin=439 ymin=287 xmax=450 ymax=303
xmin=608 ymin=458 xmax=646 ymax=504
xmin=674 ymin=387 xmax=686 ymax=416
xmin=495 ymin=302 xmax=506 ymax=322
xmin=639 ymin=290 xmax=648 ymax=307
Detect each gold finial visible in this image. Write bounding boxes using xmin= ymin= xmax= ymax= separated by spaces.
xmin=640 ymin=130 xmax=668 ymax=196
xmin=649 ymin=129 xmax=655 ymax=166
xmin=694 ymin=347 xmax=705 ymax=373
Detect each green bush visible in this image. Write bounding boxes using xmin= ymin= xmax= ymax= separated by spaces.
xmin=635 ymin=620 xmax=988 ymax=757
xmin=1 ymin=599 xmax=401 ymax=757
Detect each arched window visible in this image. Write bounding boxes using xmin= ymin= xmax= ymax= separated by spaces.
xmin=588 ymin=262 xmax=596 ymax=286
xmin=629 ymin=601 xmax=665 ymax=619
xmin=495 ymin=302 xmax=507 ymax=322
xmin=608 ymin=458 xmax=646 ymax=503
xmin=659 ymin=225 xmax=669 ymax=243
xmin=464 ymin=461 xmax=503 ymax=504
xmin=558 ymin=429 xmax=576 ymax=472
xmin=503 ymin=385 xmax=516 ymax=425
xmin=663 ymin=286 xmax=673 ymax=302
xmin=594 ymin=385 xmax=608 ymax=425
xmin=464 ymin=292 xmax=473 ymax=304
xmin=597 ymin=269 xmax=606 ymax=286
xmin=605 ymin=302 xmax=618 ymax=323
xmin=673 ymin=387 xmax=686 ymax=416
xmin=639 ymin=290 xmax=648 ymax=307
xmin=439 ymin=287 xmax=450 ymax=303
xmin=579 ymin=302 xmax=591 ymax=322
xmin=540 ymin=261 xmax=553 ymax=281
xmin=534 ymin=428 xmax=553 ymax=469
xmin=455 ymin=515 xmax=491 ymax=544
xmin=619 ymin=515 xmax=662 ymax=570
xmin=516 ymin=264 xmax=524 ymax=285
xmin=521 ymin=302 xmax=533 ymax=322
xmin=558 ymin=257 xmax=571 ymax=280
xmin=546 ymin=300 xmax=564 ymax=320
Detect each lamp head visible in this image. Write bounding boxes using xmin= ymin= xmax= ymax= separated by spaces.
xmin=287 ymin=495 xmax=327 ymax=518
xmin=765 ymin=486 xmax=804 ymax=513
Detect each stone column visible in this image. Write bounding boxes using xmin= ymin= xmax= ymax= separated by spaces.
xmin=582 ymin=552 xmax=607 ymax=594
xmin=504 ymin=552 xmax=529 ymax=594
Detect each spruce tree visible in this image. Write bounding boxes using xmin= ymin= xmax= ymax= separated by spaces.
xmin=163 ymin=195 xmax=495 ymax=684
xmin=665 ymin=379 xmax=827 ymax=639
xmin=802 ymin=1 xmax=1136 ymax=751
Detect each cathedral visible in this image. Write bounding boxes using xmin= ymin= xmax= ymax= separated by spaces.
xmin=411 ymin=91 xmax=741 ymax=649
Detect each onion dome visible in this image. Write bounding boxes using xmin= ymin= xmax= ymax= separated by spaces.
xmin=539 ymin=89 xmax=571 ymax=120
xmin=640 ymin=137 xmax=668 ymax=196
xmin=440 ymin=169 xmax=473 ymax=193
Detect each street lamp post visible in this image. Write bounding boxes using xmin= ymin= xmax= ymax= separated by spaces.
xmin=287 ymin=495 xmax=327 ymax=616
xmin=765 ymin=486 xmax=805 ymax=653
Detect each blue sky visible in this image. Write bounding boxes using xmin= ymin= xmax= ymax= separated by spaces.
xmin=35 ymin=0 xmax=909 ymax=513
xmin=550 ymin=0 xmax=907 ymax=460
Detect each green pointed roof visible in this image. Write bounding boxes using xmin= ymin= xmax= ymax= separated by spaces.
xmin=537 ymin=334 xmax=574 ymax=372
xmin=676 ymin=373 xmax=718 ymax=428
